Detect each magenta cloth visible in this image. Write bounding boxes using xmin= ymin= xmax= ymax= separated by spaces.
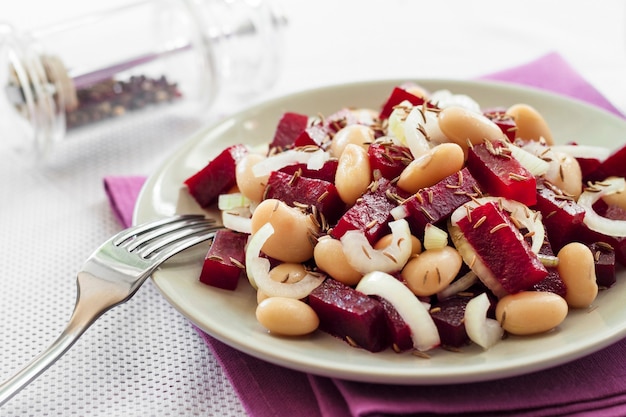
xmin=103 ymin=52 xmax=626 ymax=417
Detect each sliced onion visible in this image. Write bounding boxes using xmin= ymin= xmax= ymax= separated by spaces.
xmin=252 ymin=148 xmax=330 ymax=177
xmin=390 ymin=205 xmax=408 ymax=220
xmin=356 ymin=271 xmax=440 ymax=351
xmin=550 ymin=144 xmax=611 ymax=162
xmin=245 ymin=223 xmax=325 ymax=297
xmin=578 ymin=177 xmax=626 ymax=237
xmin=341 ymin=219 xmax=412 ymax=274
xmin=387 ymin=100 xmax=412 ymax=144
xmin=464 ymin=293 xmax=503 ymax=349
xmin=403 ymin=106 xmax=432 ymax=158
xmin=437 ymin=270 xmax=479 ymax=301
xmin=422 ymin=108 xmax=448 ymax=146
xmin=423 ymin=223 xmax=448 ymax=250
xmin=507 ymin=143 xmax=550 ymax=176
xmin=222 ymin=211 xmax=252 ymax=234
xmin=429 ymin=89 xmax=481 ymax=113
xmin=218 ymin=193 xmax=251 ymax=211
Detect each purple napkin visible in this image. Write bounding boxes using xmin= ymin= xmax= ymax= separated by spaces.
xmin=104 ymin=52 xmax=626 ymax=417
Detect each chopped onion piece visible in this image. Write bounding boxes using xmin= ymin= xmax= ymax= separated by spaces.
xmin=252 ymin=149 xmax=330 ymax=177
xmin=437 ymin=270 xmax=479 ymax=301
xmin=550 ymin=144 xmax=611 ymax=162
xmin=222 ymin=211 xmax=252 ymax=234
xmin=390 ymin=205 xmax=408 ymax=220
xmin=578 ymin=177 xmax=626 ymax=237
xmin=423 ymin=224 xmax=448 ymax=250
xmin=245 ymin=223 xmax=325 ymax=297
xmin=388 ymin=100 xmax=412 ymax=144
xmin=403 ymin=106 xmax=431 ymax=158
xmin=538 ymin=254 xmax=559 ymax=268
xmin=218 ymin=193 xmax=251 ymax=211
xmin=507 ymin=143 xmax=549 ymax=176
xmin=341 ymin=219 xmax=412 ymax=274
xmin=429 ymin=89 xmax=481 ymax=113
xmin=356 ymin=271 xmax=440 ymax=351
xmin=464 ymin=293 xmax=503 ymax=349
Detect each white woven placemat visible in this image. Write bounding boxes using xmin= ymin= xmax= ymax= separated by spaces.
xmin=0 ymin=111 xmax=247 ymax=416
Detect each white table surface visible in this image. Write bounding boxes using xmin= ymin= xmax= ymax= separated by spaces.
xmin=1 ymin=1 xmax=626 ymax=416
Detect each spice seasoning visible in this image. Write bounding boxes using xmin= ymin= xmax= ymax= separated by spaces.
xmin=1 ymin=0 xmax=286 ymax=156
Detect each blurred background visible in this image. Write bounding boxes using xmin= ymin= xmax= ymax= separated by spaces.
xmin=5 ymin=0 xmax=626 ymax=113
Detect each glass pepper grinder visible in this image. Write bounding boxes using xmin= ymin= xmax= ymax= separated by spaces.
xmin=0 ymin=0 xmax=286 ymax=156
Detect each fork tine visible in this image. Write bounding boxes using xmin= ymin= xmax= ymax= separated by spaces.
xmin=117 ymin=216 xmax=214 ymax=252
xmin=136 ymin=222 xmax=220 ymax=260
xmin=113 ymin=214 xmax=207 ymax=247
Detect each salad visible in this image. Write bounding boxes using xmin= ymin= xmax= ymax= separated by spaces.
xmin=180 ymin=82 xmax=626 ymax=355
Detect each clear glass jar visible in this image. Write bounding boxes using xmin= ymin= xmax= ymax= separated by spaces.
xmin=0 ymin=0 xmax=286 ymax=156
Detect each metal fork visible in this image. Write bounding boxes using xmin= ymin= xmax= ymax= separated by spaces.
xmin=0 ymin=214 xmax=221 ymax=406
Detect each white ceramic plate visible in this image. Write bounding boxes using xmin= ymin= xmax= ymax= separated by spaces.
xmin=134 ymin=79 xmax=626 ymax=384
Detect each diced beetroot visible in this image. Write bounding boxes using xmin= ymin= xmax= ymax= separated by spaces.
xmin=584 ymin=142 xmax=626 ymax=182
xmin=269 ymin=112 xmax=309 ymax=150
xmin=184 ymin=144 xmax=248 ymax=208
xmin=579 ymin=225 xmax=626 ymax=267
xmin=483 ymin=108 xmax=517 ymax=142
xmin=278 ymin=159 xmax=338 ymax=183
xmin=466 ymin=141 xmax=536 ymax=206
xmin=533 ymin=180 xmax=586 ymax=251
xmin=530 ymin=239 xmax=566 ymax=297
xmin=264 ymin=170 xmax=345 ymax=223
xmin=400 ymin=168 xmax=482 ymax=237
xmin=456 ymin=201 xmax=548 ymax=295
xmin=330 ymin=178 xmax=406 ymax=244
xmin=293 ymin=124 xmax=325 ymax=148
xmin=368 ymin=141 xmax=413 ymax=180
xmin=429 ymin=296 xmax=471 ymax=348
xmin=199 ymin=229 xmax=248 ymax=290
xmin=308 ymin=279 xmax=390 ymax=352
xmin=577 ymin=158 xmax=603 ymax=180
xmin=587 ymin=242 xmax=617 ymax=288
xmin=373 ymin=296 xmax=413 ymax=353
xmin=379 ymin=86 xmax=425 ymax=120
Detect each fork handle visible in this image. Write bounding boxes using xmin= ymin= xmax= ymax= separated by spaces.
xmin=0 ymin=272 xmax=131 ymax=406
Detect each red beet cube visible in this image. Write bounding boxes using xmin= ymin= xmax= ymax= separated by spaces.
xmin=430 ymin=296 xmax=472 ymax=348
xmin=530 ymin=239 xmax=566 ymax=297
xmin=400 ymin=168 xmax=481 ymax=237
xmin=278 ymin=159 xmax=338 ymax=183
xmin=269 ymin=112 xmax=309 ymax=150
xmin=533 ymin=180 xmax=586 ymax=251
xmin=374 ymin=296 xmax=413 ymax=352
xmin=184 ymin=144 xmax=248 ymax=208
xmin=368 ymin=141 xmax=413 ymax=180
xmin=584 ymin=142 xmax=626 ymax=182
xmin=308 ymin=279 xmax=390 ymax=352
xmin=379 ymin=87 xmax=425 ymax=119
xmin=483 ymin=108 xmax=517 ymax=142
xmin=456 ymin=201 xmax=548 ymax=295
xmin=199 ymin=229 xmax=248 ymax=290
xmin=330 ymin=178 xmax=404 ymax=244
xmin=264 ymin=170 xmax=345 ymax=223
xmin=587 ymin=242 xmax=617 ymax=288
xmin=466 ymin=141 xmax=536 ymax=206
xmin=293 ymin=124 xmax=330 ymax=149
